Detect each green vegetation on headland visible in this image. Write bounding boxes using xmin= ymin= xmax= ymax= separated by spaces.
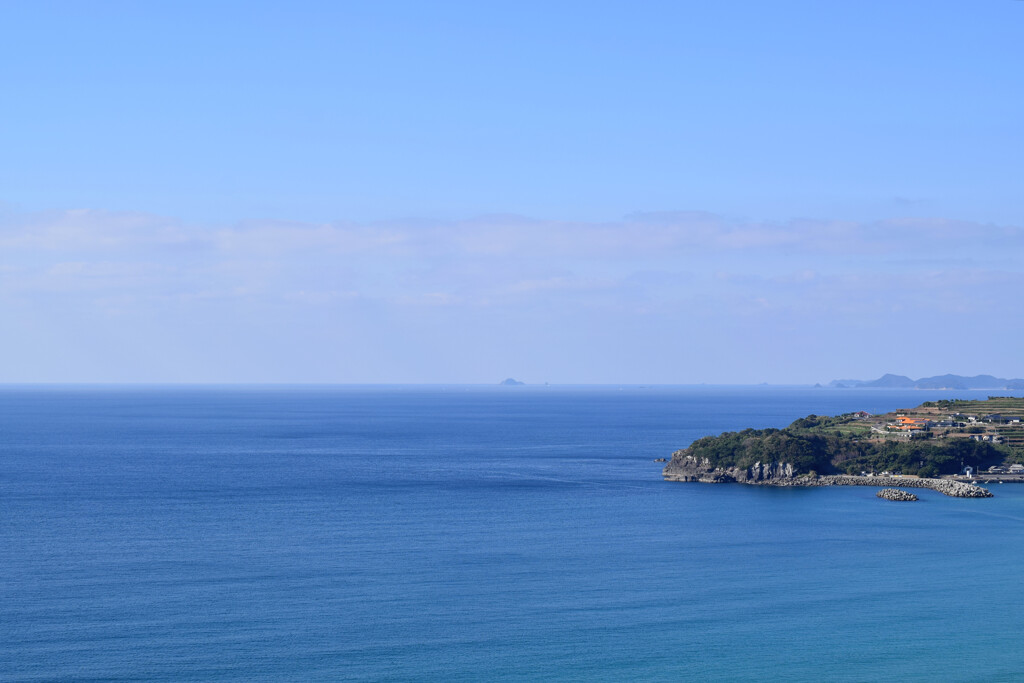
xmin=681 ymin=397 xmax=1024 ymax=478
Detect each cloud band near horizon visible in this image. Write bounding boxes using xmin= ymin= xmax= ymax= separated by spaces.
xmin=2 ymin=207 xmax=1021 ymax=384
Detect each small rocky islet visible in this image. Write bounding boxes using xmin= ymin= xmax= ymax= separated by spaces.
xmin=877 ymin=488 xmax=918 ymax=502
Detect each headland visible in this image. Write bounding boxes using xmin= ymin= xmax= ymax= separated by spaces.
xmin=662 ymin=396 xmax=1024 ymax=498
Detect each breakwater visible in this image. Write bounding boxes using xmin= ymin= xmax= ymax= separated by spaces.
xmin=816 ymin=475 xmax=992 ymax=498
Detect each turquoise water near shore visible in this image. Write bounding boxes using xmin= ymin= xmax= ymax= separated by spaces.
xmin=3 ymin=386 xmax=1024 ymax=681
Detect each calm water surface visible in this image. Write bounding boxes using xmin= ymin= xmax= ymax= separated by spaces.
xmin=2 ymin=386 xmax=1023 ymax=681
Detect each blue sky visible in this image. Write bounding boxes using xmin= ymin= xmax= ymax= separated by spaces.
xmin=2 ymin=1 xmax=1022 ymax=383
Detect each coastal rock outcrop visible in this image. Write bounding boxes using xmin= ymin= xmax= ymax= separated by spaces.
xmin=877 ymin=488 xmax=918 ymax=502
xmin=662 ymin=452 xmax=994 ymax=498
xmin=662 ymin=453 xmax=803 ymax=484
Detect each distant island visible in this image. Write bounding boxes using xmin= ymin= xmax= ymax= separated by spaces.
xmin=662 ymin=397 xmax=1024 ymax=498
xmin=499 ymin=378 xmax=525 ymax=386
xmin=827 ymin=373 xmax=1024 ymax=390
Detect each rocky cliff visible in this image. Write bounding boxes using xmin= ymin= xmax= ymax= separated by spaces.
xmin=662 ymin=452 xmax=802 ymax=484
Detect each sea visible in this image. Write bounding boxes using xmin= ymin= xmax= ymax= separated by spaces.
xmin=3 ymin=385 xmax=1024 ymax=682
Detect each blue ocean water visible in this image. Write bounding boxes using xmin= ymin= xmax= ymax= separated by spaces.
xmin=2 ymin=385 xmax=1024 ymax=682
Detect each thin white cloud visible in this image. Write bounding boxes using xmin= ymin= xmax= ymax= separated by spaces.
xmin=3 ymin=206 xmax=1023 ymax=382
xmin=2 ymin=206 xmax=1022 ymax=323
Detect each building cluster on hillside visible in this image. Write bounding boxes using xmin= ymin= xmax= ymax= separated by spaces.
xmin=883 ymin=412 xmax=1021 ymax=434
xmin=951 ymin=413 xmax=1021 ymax=425
xmin=892 ymin=415 xmax=932 ymax=431
xmin=987 ymin=464 xmax=1024 ymax=474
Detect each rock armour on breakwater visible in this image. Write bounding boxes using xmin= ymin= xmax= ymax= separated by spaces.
xmin=877 ymin=488 xmax=918 ymax=501
xmin=816 ymin=475 xmax=993 ymax=498
xmin=662 ymin=453 xmax=993 ymax=498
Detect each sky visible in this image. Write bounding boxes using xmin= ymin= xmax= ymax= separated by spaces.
xmin=1 ymin=0 xmax=1022 ymax=384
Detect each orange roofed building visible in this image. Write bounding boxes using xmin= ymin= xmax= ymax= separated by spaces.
xmin=893 ymin=415 xmax=929 ymax=431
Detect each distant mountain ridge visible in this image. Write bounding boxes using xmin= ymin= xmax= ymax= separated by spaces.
xmin=829 ymin=374 xmax=1024 ymax=390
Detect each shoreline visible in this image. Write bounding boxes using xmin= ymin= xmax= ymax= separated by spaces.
xmin=662 ymin=458 xmax=993 ymax=498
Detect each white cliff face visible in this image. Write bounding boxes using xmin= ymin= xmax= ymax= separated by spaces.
xmin=662 ymin=452 xmax=799 ymax=484
xmin=738 ymin=461 xmax=796 ymax=482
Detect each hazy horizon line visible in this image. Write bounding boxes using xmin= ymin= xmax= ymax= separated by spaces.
xmin=2 ymin=381 xmax=1022 ymax=389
